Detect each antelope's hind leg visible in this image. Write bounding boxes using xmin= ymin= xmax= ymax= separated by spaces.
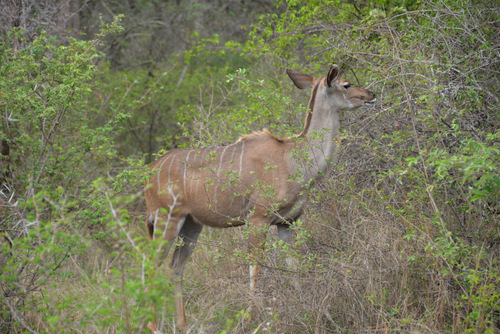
xmin=170 ymin=215 xmax=203 ymax=331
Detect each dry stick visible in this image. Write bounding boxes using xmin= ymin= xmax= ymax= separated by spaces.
xmin=0 ymin=90 xmax=36 ymax=109
xmin=3 ymin=297 xmax=39 ymax=334
xmin=385 ymin=21 xmax=443 ymax=221
xmin=106 ymin=191 xmax=162 ymax=332
xmin=32 ymin=89 xmax=75 ymax=189
xmin=385 ymin=19 xmax=468 ymax=298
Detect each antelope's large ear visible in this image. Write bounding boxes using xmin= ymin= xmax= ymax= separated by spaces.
xmin=286 ymin=69 xmax=315 ymax=89
xmin=326 ymin=65 xmax=340 ymax=88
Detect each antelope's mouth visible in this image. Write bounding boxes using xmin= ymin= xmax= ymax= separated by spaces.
xmin=364 ymin=98 xmax=377 ymax=107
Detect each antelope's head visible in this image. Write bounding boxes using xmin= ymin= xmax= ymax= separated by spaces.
xmin=286 ymin=64 xmax=376 ymax=111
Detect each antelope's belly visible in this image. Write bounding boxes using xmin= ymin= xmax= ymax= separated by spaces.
xmin=187 ymin=195 xmax=250 ymax=228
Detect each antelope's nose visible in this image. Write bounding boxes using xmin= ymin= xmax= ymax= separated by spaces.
xmin=364 ymin=94 xmax=377 ymax=107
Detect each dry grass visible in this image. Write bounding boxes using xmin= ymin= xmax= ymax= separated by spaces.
xmin=151 ymin=188 xmax=463 ymax=333
xmin=4 ymin=174 xmax=489 ymax=334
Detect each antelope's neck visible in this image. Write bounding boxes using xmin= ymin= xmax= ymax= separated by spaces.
xmin=295 ymin=95 xmax=340 ymax=185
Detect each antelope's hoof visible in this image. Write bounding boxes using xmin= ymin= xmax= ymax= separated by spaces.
xmin=147 ymin=321 xmax=161 ymax=334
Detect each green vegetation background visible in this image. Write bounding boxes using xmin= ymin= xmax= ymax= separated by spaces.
xmin=0 ymin=0 xmax=498 ymax=333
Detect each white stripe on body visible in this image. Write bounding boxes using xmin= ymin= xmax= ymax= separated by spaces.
xmin=230 ymin=143 xmax=237 ymax=165
xmin=183 ymin=150 xmax=193 ymax=199
xmin=167 ymin=153 xmax=178 ymax=186
xmin=217 ymin=145 xmax=229 ymax=176
xmin=239 ymin=141 xmax=245 ymax=177
xmin=189 ymin=149 xmax=200 ymax=196
xmin=156 ymin=154 xmax=172 ymax=190
xmin=239 ymin=142 xmax=246 ymax=206
xmin=194 ymin=149 xmax=208 ymax=199
xmin=213 ymin=145 xmax=229 ymax=203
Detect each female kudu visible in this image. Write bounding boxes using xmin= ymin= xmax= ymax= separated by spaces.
xmin=145 ymin=64 xmax=376 ymax=331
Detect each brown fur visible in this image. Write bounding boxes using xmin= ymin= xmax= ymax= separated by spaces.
xmin=145 ymin=64 xmax=376 ymax=332
xmin=146 ymin=134 xmax=297 ymax=233
xmin=239 ymin=129 xmax=287 ymax=143
xmin=297 ymin=83 xmax=319 ymax=138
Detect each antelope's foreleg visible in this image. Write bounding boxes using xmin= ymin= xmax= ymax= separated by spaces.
xmin=277 ymin=222 xmax=301 ymax=291
xmin=277 ymin=222 xmax=298 ymax=269
xmin=153 ymin=213 xmax=186 ymax=265
xmin=247 ymin=217 xmax=269 ymax=318
xmin=170 ymin=215 xmax=203 ymax=331
xmin=147 ymin=212 xmax=186 ymax=333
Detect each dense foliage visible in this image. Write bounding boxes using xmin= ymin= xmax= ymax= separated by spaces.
xmin=0 ymin=0 xmax=498 ymax=333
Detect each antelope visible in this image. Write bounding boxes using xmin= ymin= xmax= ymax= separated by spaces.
xmin=145 ymin=64 xmax=376 ymax=332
